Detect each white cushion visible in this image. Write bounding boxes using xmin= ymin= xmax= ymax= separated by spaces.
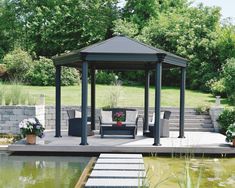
xmin=150 ymin=112 xmax=164 ymax=123
xmin=125 ymin=111 xmax=137 ymax=122
xmin=75 ymin=111 xmax=81 ymax=118
xmin=101 ymin=110 xmax=113 ymax=123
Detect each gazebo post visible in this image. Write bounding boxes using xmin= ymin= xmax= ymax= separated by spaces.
xmin=143 ymin=65 xmax=150 ymax=134
xmin=80 ymin=61 xmax=89 ymax=145
xmin=91 ymin=65 xmax=96 ymax=130
xmin=179 ymin=67 xmax=186 ymax=138
xmin=55 ymin=65 xmax=61 ymax=137
xmin=153 ymin=62 xmax=162 ymax=146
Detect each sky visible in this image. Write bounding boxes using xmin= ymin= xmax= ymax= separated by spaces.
xmin=118 ymin=0 xmax=235 ymax=20
xmin=193 ymin=0 xmax=235 ymax=19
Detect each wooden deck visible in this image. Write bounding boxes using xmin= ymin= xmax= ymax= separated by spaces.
xmin=7 ymin=130 xmax=235 ymax=155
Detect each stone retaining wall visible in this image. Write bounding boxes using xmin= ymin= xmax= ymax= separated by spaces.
xmin=0 ymin=105 xmax=45 ymax=134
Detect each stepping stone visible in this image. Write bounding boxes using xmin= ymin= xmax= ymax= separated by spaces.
xmin=85 ymin=178 xmax=145 ymax=188
xmin=93 ymin=163 xmax=145 ymax=171
xmin=99 ymin=154 xmax=142 ymax=159
xmin=96 ymin=158 xmax=144 ymax=164
xmin=89 ymin=170 xmax=146 ymax=178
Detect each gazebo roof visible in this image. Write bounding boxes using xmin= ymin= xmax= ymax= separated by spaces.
xmin=53 ymin=35 xmax=187 ymax=70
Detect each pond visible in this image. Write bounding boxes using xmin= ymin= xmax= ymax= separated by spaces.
xmin=0 ymin=152 xmax=90 ymax=188
xmin=144 ymin=157 xmax=235 ymax=188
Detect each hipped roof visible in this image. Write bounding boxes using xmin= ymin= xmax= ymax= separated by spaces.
xmin=53 ymin=35 xmax=187 ymax=70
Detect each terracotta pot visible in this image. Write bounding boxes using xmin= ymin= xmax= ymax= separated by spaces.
xmin=116 ymin=121 xmax=123 ymax=126
xmin=26 ymin=134 xmax=36 ymax=145
xmin=233 ymin=139 xmax=235 ymax=147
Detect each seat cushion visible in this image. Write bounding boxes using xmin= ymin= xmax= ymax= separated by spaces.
xmin=75 ymin=111 xmax=81 ymax=118
xmin=101 ymin=111 xmax=113 ymax=123
xmin=150 ymin=112 xmax=164 ymax=123
xmin=126 ymin=111 xmax=137 ymax=122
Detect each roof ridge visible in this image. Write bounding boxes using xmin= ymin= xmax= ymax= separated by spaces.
xmin=80 ymin=36 xmax=118 ymax=53
xmin=124 ymin=36 xmax=187 ymax=61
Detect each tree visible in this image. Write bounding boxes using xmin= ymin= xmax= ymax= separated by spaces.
xmin=7 ymin=0 xmax=119 ymax=57
xmin=140 ymin=5 xmax=221 ymax=90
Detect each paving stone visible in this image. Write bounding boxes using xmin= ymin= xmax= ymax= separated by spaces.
xmin=100 ymin=154 xmax=142 ymax=159
xmin=85 ymin=178 xmax=144 ymax=187
xmin=93 ymin=163 xmax=145 ymax=171
xmin=96 ymin=158 xmax=144 ymax=164
xmin=90 ymin=170 xmax=146 ymax=178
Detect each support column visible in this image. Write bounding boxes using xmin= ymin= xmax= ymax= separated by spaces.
xmin=80 ymin=61 xmax=89 ymax=145
xmin=153 ymin=62 xmax=162 ymax=146
xmin=143 ymin=66 xmax=150 ymax=134
xmin=91 ymin=66 xmax=96 ymax=130
xmin=179 ymin=67 xmax=186 ymax=138
xmin=55 ymin=66 xmax=61 ymax=137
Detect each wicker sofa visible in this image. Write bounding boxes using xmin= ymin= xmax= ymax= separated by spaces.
xmin=99 ymin=108 xmax=139 ymax=138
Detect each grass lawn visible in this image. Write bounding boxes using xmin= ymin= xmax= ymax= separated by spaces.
xmin=19 ymin=84 xmax=230 ymax=108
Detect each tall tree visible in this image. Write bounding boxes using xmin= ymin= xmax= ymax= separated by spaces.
xmin=1 ymin=0 xmax=119 ymax=57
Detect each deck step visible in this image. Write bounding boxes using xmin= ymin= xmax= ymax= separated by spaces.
xmin=85 ymin=153 xmax=146 ymax=188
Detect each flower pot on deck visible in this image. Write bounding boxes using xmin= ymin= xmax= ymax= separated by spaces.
xmin=26 ymin=134 xmax=36 ymax=145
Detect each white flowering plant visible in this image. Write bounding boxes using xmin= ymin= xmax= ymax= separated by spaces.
xmin=19 ymin=118 xmax=45 ymax=138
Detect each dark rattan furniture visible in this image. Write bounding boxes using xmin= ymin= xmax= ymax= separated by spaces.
xmin=99 ymin=108 xmax=138 ymax=138
xmin=148 ymin=111 xmax=171 ymax=137
xmin=67 ymin=110 xmax=93 ymax=137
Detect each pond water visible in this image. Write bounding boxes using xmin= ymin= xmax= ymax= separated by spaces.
xmin=144 ymin=157 xmax=235 ymax=188
xmin=0 ymin=152 xmax=90 ymax=188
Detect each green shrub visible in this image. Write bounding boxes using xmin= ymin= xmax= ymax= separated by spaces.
xmin=225 ymin=123 xmax=235 ymax=143
xmin=195 ymin=105 xmax=210 ymax=115
xmin=217 ymin=108 xmax=235 ymax=134
xmin=3 ymin=48 xmax=33 ymax=81
xmin=61 ymin=67 xmax=80 ymax=86
xmin=222 ymin=58 xmax=235 ymax=103
xmin=26 ymin=57 xmax=80 ymax=86
xmin=0 ymin=64 xmax=6 ymax=77
xmin=208 ymin=79 xmax=227 ymax=97
xmin=96 ymin=71 xmax=116 ymax=84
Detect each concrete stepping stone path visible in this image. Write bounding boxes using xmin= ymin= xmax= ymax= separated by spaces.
xmin=85 ymin=153 xmax=147 ymax=188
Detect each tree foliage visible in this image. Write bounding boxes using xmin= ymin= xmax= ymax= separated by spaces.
xmin=3 ymin=48 xmax=33 ymax=81
xmin=26 ymin=56 xmax=80 ymax=86
xmin=0 ymin=0 xmax=118 ymax=57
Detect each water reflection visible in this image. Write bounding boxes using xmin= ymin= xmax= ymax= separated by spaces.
xmin=0 ymin=152 xmax=89 ymax=188
xmin=145 ymin=157 xmax=235 ymax=188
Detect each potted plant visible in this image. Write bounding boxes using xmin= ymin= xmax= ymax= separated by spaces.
xmin=113 ymin=112 xmax=125 ymax=126
xmin=225 ymin=123 xmax=235 ymax=147
xmin=19 ymin=118 xmax=45 ymax=144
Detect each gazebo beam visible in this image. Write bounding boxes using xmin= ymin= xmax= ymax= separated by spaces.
xmin=179 ymin=67 xmax=186 ymax=138
xmin=80 ymin=61 xmax=89 ymax=145
xmin=55 ymin=66 xmax=61 ymax=137
xmin=153 ymin=62 xmax=162 ymax=146
xmin=91 ymin=66 xmax=96 ymax=130
xmin=143 ymin=66 xmax=150 ymax=133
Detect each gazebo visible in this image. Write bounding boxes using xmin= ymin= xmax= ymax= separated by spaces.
xmin=53 ymin=35 xmax=187 ymax=146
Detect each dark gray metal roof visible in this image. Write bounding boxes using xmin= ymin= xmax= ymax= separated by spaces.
xmin=53 ymin=35 xmax=187 ymax=69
